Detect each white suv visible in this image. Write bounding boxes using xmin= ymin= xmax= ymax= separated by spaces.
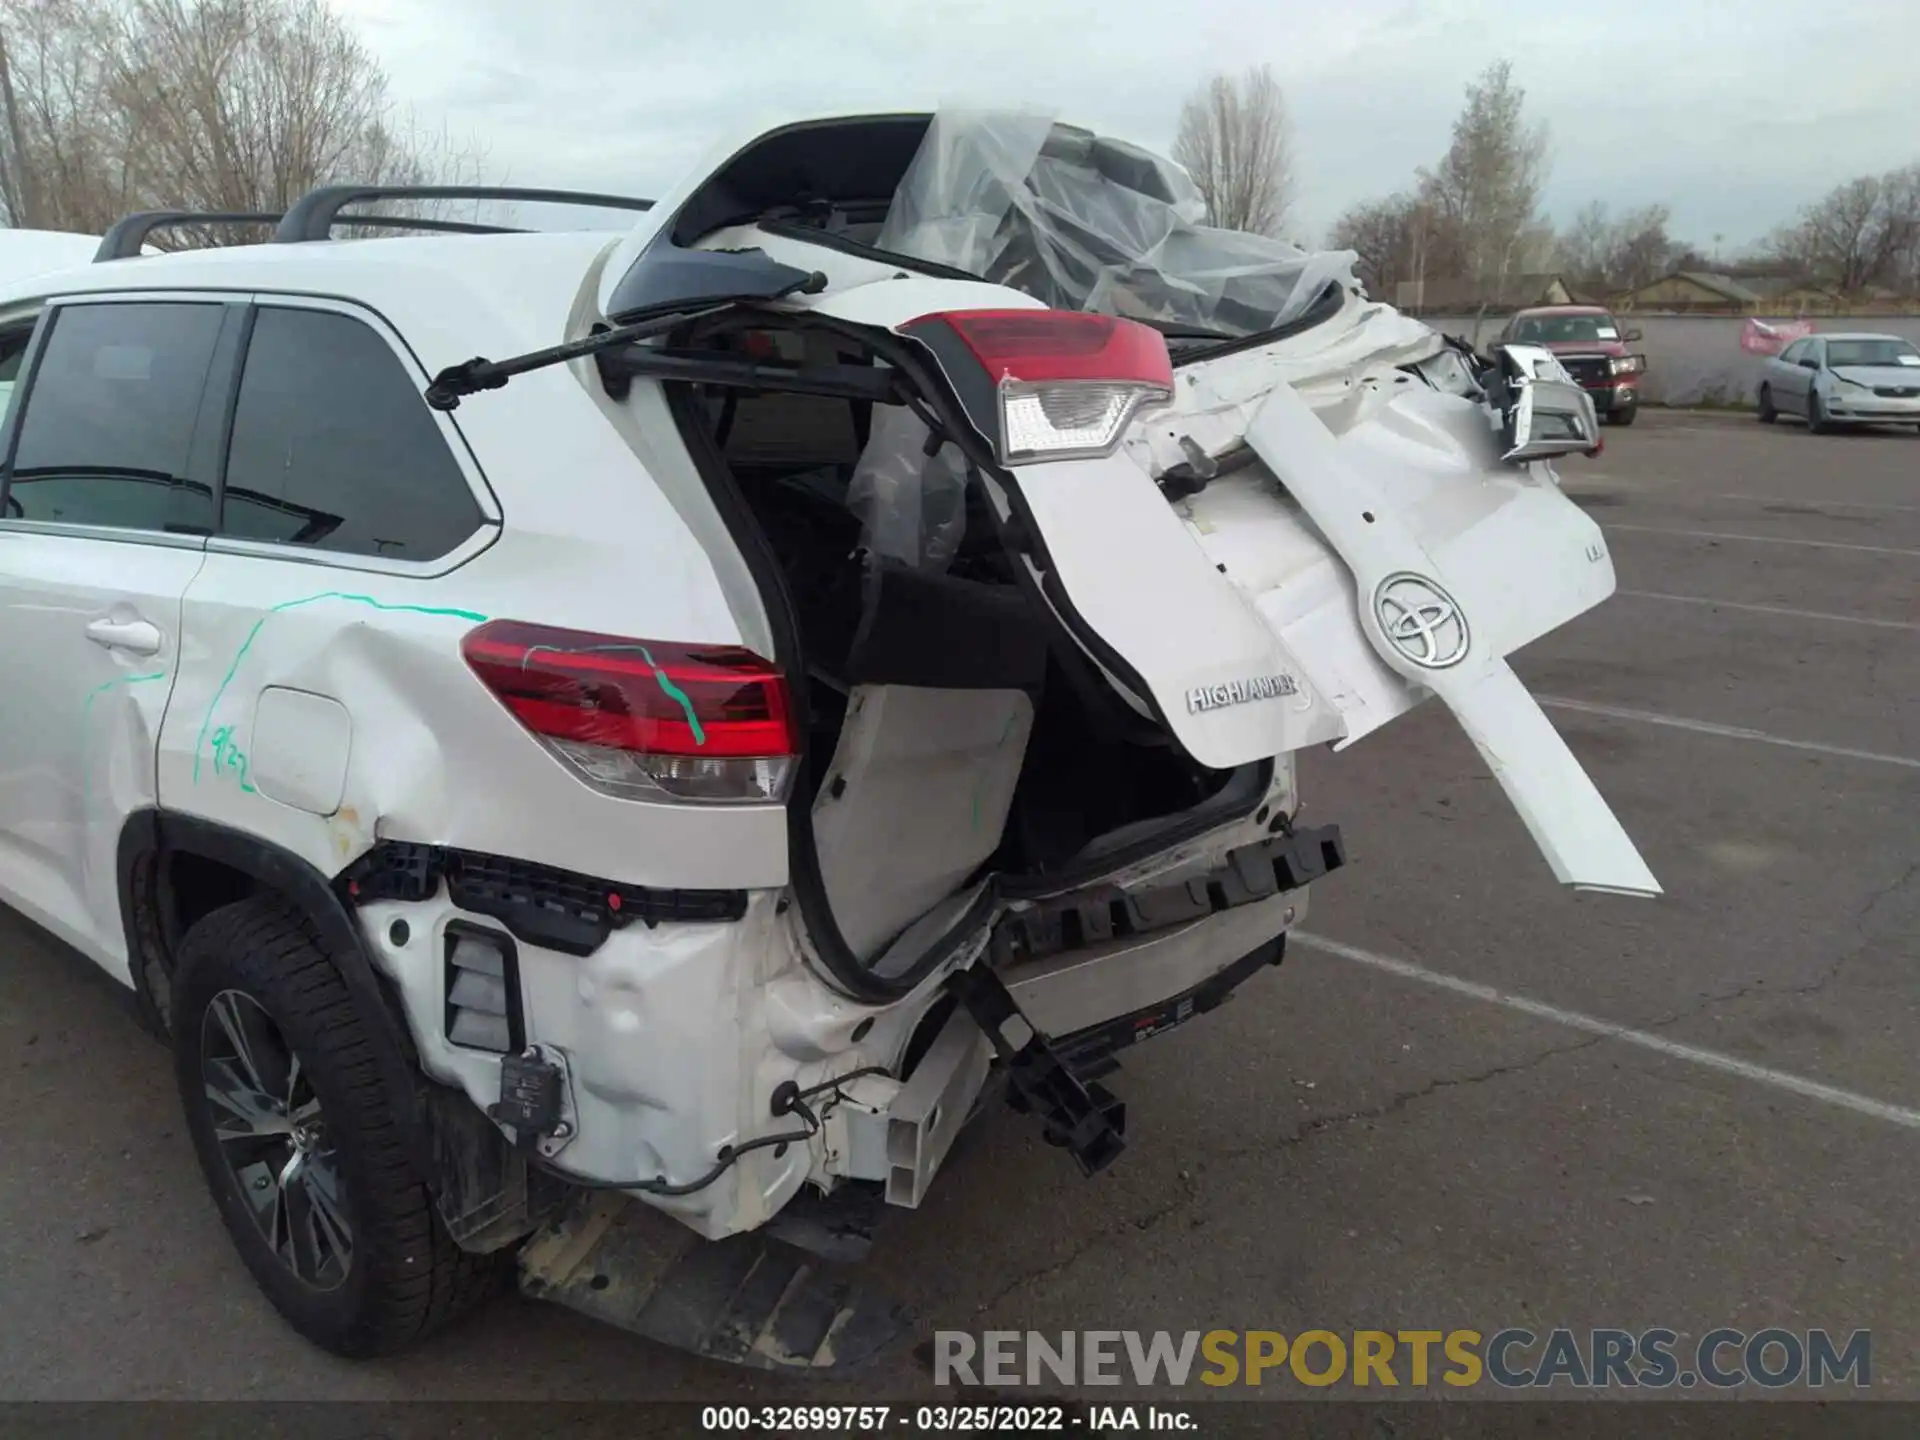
xmin=0 ymin=110 xmax=1656 ymax=1370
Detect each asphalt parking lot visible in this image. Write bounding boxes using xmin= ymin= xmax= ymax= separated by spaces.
xmin=1 ymin=409 xmax=1915 ymax=1410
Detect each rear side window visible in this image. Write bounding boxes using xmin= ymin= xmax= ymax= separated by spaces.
xmin=2 ymin=301 xmax=224 ymax=533
xmin=220 ymin=306 xmax=482 ymax=562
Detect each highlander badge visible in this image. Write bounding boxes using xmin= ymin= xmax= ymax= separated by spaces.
xmin=1187 ymin=674 xmax=1300 ymax=713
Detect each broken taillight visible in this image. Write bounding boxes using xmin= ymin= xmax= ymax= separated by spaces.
xmin=901 ymin=308 xmax=1173 ymax=465
xmin=462 ymin=620 xmax=797 ymax=804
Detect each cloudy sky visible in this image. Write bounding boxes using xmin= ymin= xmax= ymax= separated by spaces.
xmin=333 ymin=0 xmax=1920 ymax=255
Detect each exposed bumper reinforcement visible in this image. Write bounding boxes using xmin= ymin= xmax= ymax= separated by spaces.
xmin=881 ymin=1007 xmax=994 ymax=1210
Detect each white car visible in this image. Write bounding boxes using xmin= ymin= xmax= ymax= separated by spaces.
xmin=1757 ymin=331 xmax=1920 ymax=432
xmin=0 ymin=110 xmax=1656 ymax=1369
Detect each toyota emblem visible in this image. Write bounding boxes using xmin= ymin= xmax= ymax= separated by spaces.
xmin=1373 ymin=573 xmax=1471 ymax=669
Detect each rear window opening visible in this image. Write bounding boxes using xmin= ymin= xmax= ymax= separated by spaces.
xmin=637 ymin=109 xmax=1356 ymax=352
xmin=667 ymin=319 xmax=1261 ymax=990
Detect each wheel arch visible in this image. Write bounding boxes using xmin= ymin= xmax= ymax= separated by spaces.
xmin=117 ymin=809 xmax=431 ymax=1159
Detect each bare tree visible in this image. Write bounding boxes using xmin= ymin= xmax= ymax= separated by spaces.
xmin=1557 ymin=200 xmax=1679 ymax=293
xmin=1767 ymin=165 xmax=1920 ymax=294
xmin=1608 ymin=205 xmax=1676 ymax=290
xmin=1329 ymin=193 xmax=1462 ymax=302
xmin=0 ymin=0 xmax=484 ymax=239
xmin=1171 ymin=64 xmax=1295 ymax=237
xmin=0 ymin=0 xmax=133 ymax=233
xmin=1415 ymin=59 xmax=1550 ymax=292
xmin=1555 ymin=200 xmax=1612 ymax=287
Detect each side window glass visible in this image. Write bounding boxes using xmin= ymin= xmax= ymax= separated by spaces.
xmin=1779 ymin=341 xmax=1801 ymax=364
xmin=220 ymin=306 xmax=483 ymax=561
xmin=2 ymin=301 xmax=224 ymax=532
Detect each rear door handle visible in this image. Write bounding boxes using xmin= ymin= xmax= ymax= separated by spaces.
xmin=85 ymin=617 xmax=163 ymax=656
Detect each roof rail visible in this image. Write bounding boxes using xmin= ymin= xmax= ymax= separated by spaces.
xmin=95 ymin=208 xmax=524 ymax=261
xmin=96 ymin=212 xmax=279 ymax=262
xmin=275 ymin=186 xmax=655 ymax=244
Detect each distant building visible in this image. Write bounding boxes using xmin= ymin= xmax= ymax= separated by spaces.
xmin=1736 ymin=274 xmax=1844 ymax=313
xmin=1612 ymin=269 xmax=1914 ymax=315
xmin=1615 ymin=272 xmax=1763 ymax=314
xmin=1393 ymin=272 xmax=1578 ymax=315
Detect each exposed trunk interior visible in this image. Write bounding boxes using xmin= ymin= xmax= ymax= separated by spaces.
xmin=671 ymin=320 xmax=1262 ymax=981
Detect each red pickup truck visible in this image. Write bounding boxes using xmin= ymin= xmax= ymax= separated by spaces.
xmin=1497 ymin=305 xmax=1649 ymax=426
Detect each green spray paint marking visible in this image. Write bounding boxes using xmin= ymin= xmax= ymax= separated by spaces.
xmin=519 ymin=641 xmax=706 ymax=747
xmin=82 ymin=670 xmax=168 ymax=723
xmin=192 ymin=591 xmax=488 ymax=783
xmin=208 ymin=725 xmax=257 ymax=793
xmin=79 ymin=671 xmax=167 ymax=818
xmin=635 ymin=646 xmax=706 ymax=746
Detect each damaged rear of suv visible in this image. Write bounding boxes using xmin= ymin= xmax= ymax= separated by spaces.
xmin=0 ymin=108 xmax=1655 ymax=1371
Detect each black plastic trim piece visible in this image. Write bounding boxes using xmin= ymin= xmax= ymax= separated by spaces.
xmin=187 ymin=302 xmax=252 ymax=531
xmin=337 ymin=841 xmax=749 ymax=958
xmin=443 ymin=918 xmax=526 ymax=1056
xmin=990 ymin=822 xmax=1343 ymax=968
xmin=275 ymin=186 xmax=652 ymax=243
xmin=115 ymin=809 xmax=170 ymax=1034
xmin=949 ymin=963 xmax=1127 ymax=1176
xmin=601 ymin=228 xmax=823 ymax=327
xmin=842 ymin=557 xmax=1050 ymax=693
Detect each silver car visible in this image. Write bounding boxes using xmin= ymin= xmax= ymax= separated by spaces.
xmin=1757 ymin=332 xmax=1920 ymax=433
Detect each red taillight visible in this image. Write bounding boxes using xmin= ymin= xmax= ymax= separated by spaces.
xmin=902 ymin=308 xmax=1173 ymax=465
xmin=462 ymin=620 xmax=797 ymax=804
xmin=919 ymin=309 xmax=1174 ymax=390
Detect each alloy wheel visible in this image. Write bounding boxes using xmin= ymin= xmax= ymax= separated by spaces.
xmin=200 ymin=989 xmax=354 ymax=1290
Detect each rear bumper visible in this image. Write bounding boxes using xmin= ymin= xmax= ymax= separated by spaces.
xmin=868 ymin=823 xmax=1344 ymax=1198
xmin=361 ymin=823 xmax=1344 ymax=1240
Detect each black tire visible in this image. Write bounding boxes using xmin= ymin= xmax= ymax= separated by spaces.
xmin=172 ymin=895 xmax=505 ymax=1357
xmin=1806 ymin=389 xmax=1831 ymax=435
xmin=1757 ymin=386 xmax=1777 ymax=423
xmin=1610 ymin=406 xmax=1637 ymax=428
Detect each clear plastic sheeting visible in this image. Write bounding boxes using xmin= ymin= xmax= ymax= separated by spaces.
xmin=876 ymin=108 xmax=1359 ymax=338
xmin=845 ymin=404 xmax=969 ymax=572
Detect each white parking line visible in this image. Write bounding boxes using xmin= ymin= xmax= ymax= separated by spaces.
xmin=1293 ymin=933 xmax=1920 ymax=1131
xmin=1618 ymin=590 xmax=1920 ymax=633
xmin=1602 ymin=523 xmax=1920 ymax=558
xmin=1538 ymin=696 xmax=1920 ymax=770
